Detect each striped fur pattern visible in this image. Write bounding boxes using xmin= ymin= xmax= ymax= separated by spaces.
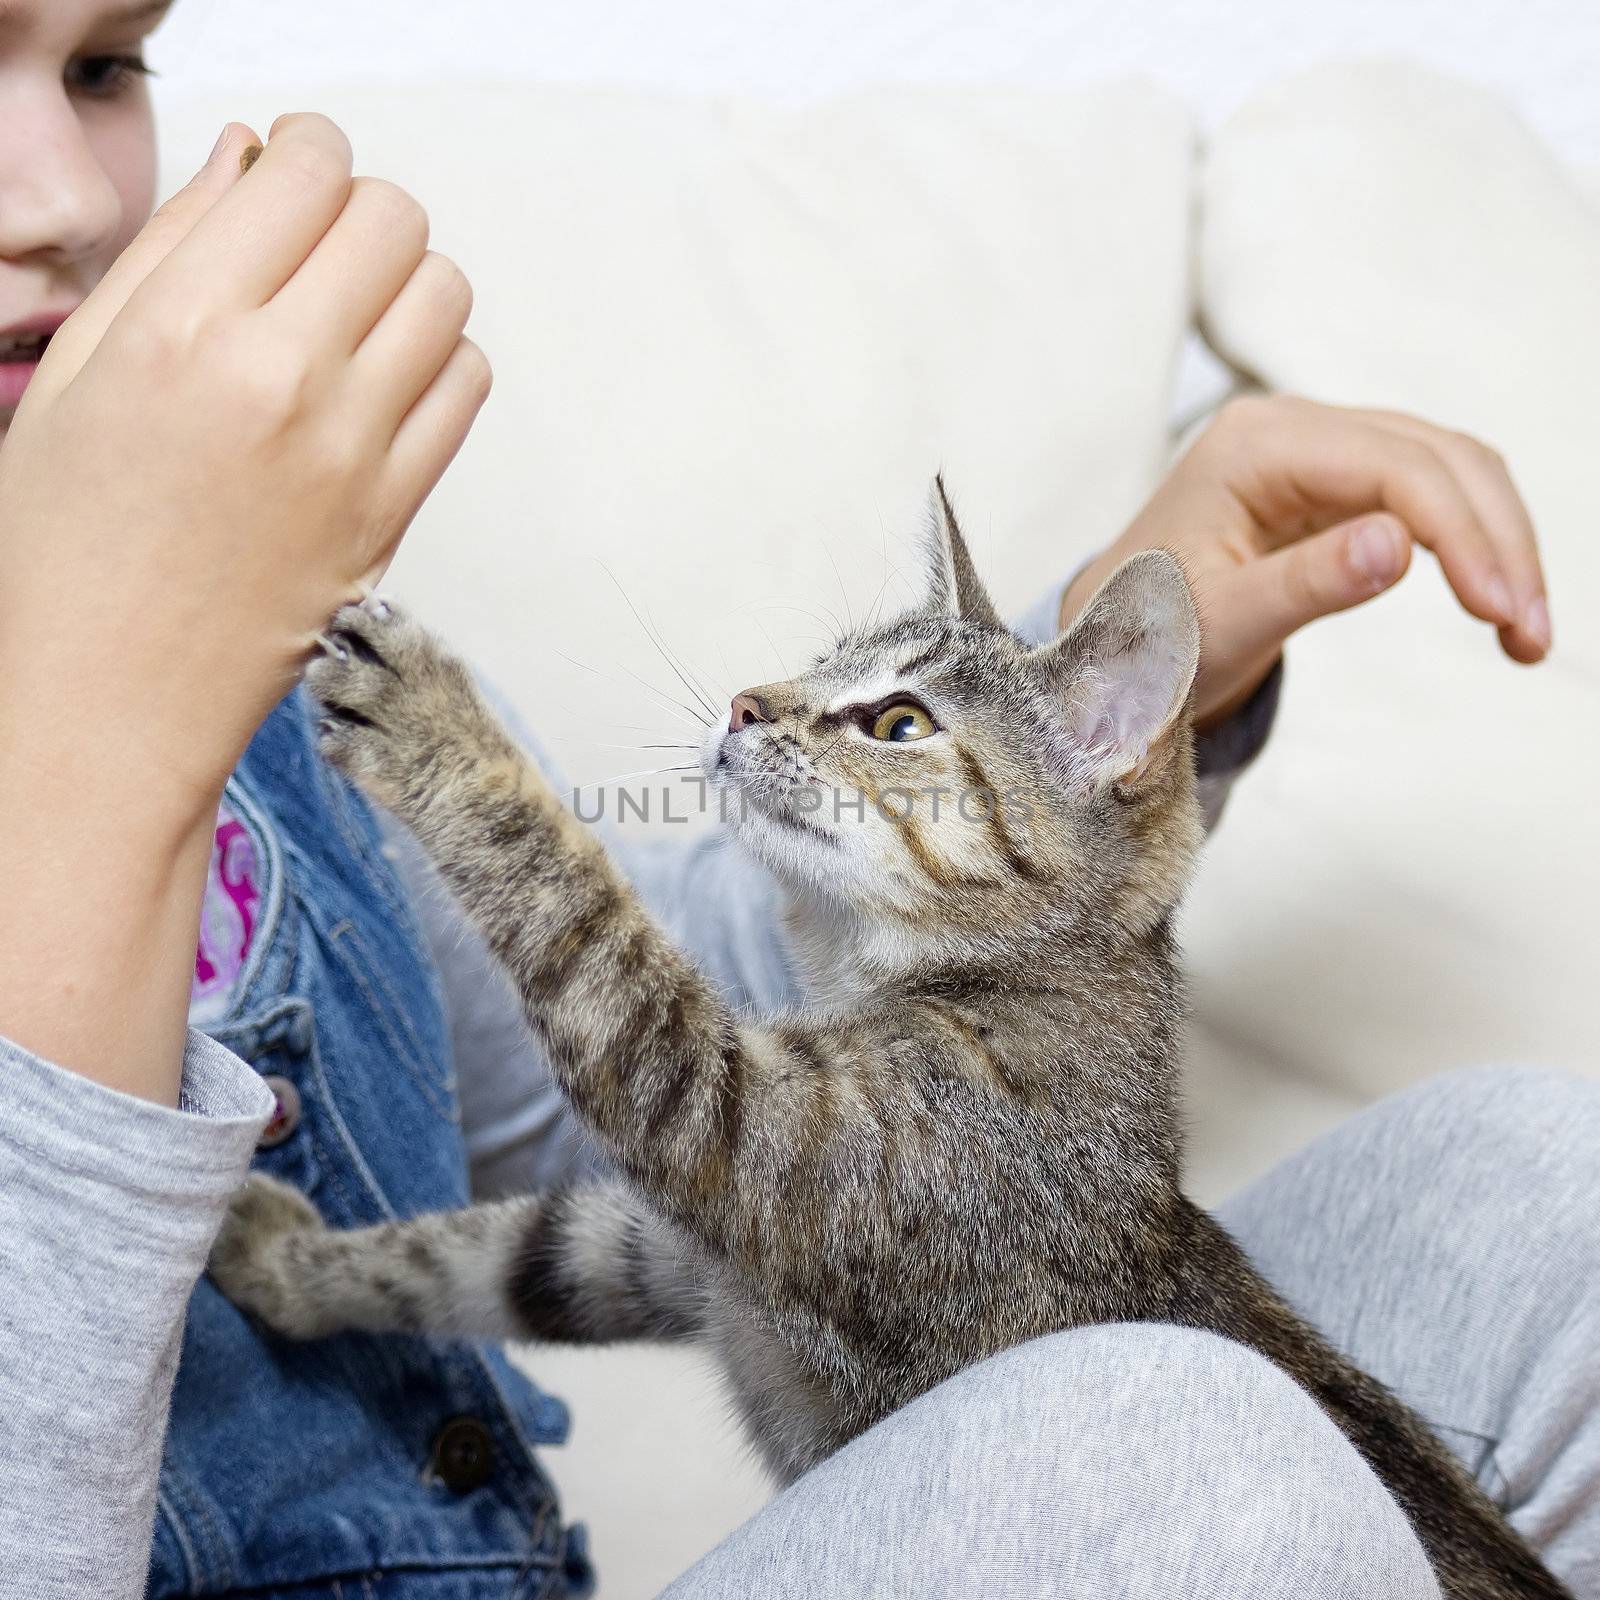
xmin=210 ymin=483 xmax=1565 ymax=1597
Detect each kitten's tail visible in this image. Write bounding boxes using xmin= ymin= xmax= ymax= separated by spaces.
xmin=1171 ymin=1205 xmax=1570 ymax=1600
xmin=506 ymin=1178 xmax=707 ymax=1343
xmin=209 ymin=1172 xmax=705 ymax=1346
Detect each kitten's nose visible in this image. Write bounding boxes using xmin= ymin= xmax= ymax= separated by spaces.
xmin=729 ymin=692 xmax=772 ymax=732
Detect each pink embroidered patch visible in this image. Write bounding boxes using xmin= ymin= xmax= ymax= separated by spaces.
xmin=191 ymin=804 xmax=263 ymax=1024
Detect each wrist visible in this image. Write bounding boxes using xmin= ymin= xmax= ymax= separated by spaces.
xmin=0 ymin=667 xmax=232 ymax=1103
xmin=0 ymin=783 xmax=216 ymax=1104
xmin=1058 ymin=576 xmax=1084 ymax=633
xmin=0 ymin=646 xmax=239 ymax=836
xmin=0 ymin=719 xmax=227 ymax=846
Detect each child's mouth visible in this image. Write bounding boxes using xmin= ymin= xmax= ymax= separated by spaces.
xmin=0 ymin=328 xmax=56 ymax=411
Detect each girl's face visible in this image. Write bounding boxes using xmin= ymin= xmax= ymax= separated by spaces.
xmin=0 ymin=0 xmax=164 ymax=436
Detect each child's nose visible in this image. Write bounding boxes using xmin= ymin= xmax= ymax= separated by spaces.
xmin=0 ymin=92 xmax=127 ymax=267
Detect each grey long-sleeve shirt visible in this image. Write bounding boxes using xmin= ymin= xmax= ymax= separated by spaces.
xmin=0 ymin=580 xmax=1278 ymax=1599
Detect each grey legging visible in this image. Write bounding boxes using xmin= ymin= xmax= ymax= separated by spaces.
xmin=664 ymin=1066 xmax=1600 ymax=1598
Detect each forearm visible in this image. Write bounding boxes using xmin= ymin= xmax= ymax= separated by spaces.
xmin=380 ymin=807 xmax=610 ymax=1197
xmin=0 ymin=1027 xmax=271 ymax=1597
xmin=412 ymin=806 xmax=790 ymax=1199
xmin=0 ymin=692 xmax=220 ymax=1106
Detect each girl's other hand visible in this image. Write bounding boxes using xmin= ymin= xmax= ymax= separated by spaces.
xmin=1062 ymin=394 xmax=1550 ymax=729
xmin=0 ymin=114 xmax=490 ymax=822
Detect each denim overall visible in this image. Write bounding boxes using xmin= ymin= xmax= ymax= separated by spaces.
xmin=147 ymin=687 xmax=594 ymax=1599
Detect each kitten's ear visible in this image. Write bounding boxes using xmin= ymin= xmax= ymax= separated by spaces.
xmin=920 ymin=476 xmax=1003 ymax=629
xmin=1031 ymin=550 xmax=1200 ymax=786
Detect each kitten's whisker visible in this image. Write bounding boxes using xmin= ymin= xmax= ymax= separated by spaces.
xmin=549 ymin=649 xmax=706 ymax=733
xmin=731 ymin=599 xmax=841 ymax=633
xmin=629 ymin=622 xmax=718 ymax=722
xmin=813 ymin=725 xmax=853 ymax=769
xmin=660 ymin=640 xmax=722 ymax=722
xmin=713 ymin=640 xmax=738 ymax=697
xmin=539 ymin=699 xmax=700 ymax=752
xmin=617 ymin=663 xmax=712 ymax=730
xmin=821 ymin=539 xmax=854 ymax=632
xmin=596 ymin=718 xmax=699 ymax=738
xmin=747 ymin=614 xmax=793 ymax=683
xmin=636 ymin=598 xmax=728 ymax=716
xmin=542 ymin=737 xmax=698 ymax=753
xmin=574 ymin=762 xmax=700 ymax=787
xmin=643 ymin=622 xmax=718 ymax=720
xmin=599 ymin=563 xmax=721 ymax=722
xmin=863 ymin=550 xmax=911 ymax=629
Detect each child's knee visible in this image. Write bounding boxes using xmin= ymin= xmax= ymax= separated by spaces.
xmin=908 ymin=1324 xmax=1439 ymax=1597
xmin=937 ymin=1322 xmax=1320 ymax=1446
xmin=1381 ymin=1064 xmax=1599 ymax=1178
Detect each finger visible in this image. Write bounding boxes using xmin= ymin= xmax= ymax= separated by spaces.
xmin=267 ymin=177 xmax=430 ymax=356
xmin=44 ymin=123 xmax=261 ymax=373
xmin=350 ymin=252 xmax=474 ymax=436
xmin=367 ymin=336 xmax=493 ymax=578
xmin=1225 ymin=398 xmax=1516 ymax=633
xmin=1205 ymin=513 xmax=1413 ymax=677
xmin=1356 ymin=410 xmax=1549 ymax=662
xmin=142 ymin=112 xmax=354 ymax=315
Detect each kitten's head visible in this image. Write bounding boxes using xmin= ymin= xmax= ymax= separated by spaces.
xmin=703 ymin=479 xmax=1203 ymax=973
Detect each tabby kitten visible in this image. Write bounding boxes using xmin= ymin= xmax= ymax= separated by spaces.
xmin=211 ymin=482 xmax=1565 ymax=1599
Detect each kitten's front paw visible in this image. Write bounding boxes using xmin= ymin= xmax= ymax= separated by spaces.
xmin=306 ymin=598 xmax=485 ymax=816
xmin=208 ymin=1173 xmax=330 ymax=1339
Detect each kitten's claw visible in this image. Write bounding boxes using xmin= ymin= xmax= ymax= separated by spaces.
xmin=208 ymin=1173 xmax=329 ymax=1338
xmin=304 ymin=598 xmax=492 ymax=820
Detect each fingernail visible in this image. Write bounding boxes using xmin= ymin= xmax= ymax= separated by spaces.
xmin=1349 ymin=516 xmax=1404 ymax=588
xmin=1525 ymin=594 xmax=1552 ymax=651
xmin=239 ymin=143 xmax=263 ymax=175
xmin=208 ymin=124 xmax=232 ymax=163
xmin=1486 ymin=572 xmax=1514 ymax=623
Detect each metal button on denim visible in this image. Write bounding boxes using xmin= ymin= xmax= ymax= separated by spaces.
xmin=256 ymin=1075 xmax=302 ymax=1149
xmin=429 ymin=1417 xmax=496 ymax=1493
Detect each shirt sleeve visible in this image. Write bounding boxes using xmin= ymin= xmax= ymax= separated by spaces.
xmin=0 ymin=1028 xmax=272 ymax=1600
xmin=424 ymin=577 xmax=1280 ymax=1199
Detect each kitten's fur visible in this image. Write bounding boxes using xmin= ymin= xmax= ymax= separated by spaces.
xmin=211 ymin=483 xmax=1565 ymax=1598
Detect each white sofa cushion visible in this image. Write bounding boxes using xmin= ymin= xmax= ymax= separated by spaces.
xmin=1192 ymin=61 xmax=1600 ymax=1174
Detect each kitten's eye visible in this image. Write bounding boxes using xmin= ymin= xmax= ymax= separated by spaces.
xmin=871 ymin=703 xmax=937 ymax=743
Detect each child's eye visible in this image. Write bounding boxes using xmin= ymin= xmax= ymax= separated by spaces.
xmin=67 ymin=54 xmax=153 ymax=99
xmin=870 ymin=703 xmax=938 ymax=743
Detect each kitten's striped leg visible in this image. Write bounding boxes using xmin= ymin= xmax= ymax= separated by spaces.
xmin=207 ymin=1173 xmax=703 ymax=1345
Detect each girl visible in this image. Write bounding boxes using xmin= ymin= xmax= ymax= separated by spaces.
xmin=3 ymin=3 xmax=1591 ymax=1597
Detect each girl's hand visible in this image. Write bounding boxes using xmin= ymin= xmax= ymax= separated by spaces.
xmin=1062 ymin=394 xmax=1551 ymax=728
xmin=0 ymin=114 xmax=490 ymax=820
